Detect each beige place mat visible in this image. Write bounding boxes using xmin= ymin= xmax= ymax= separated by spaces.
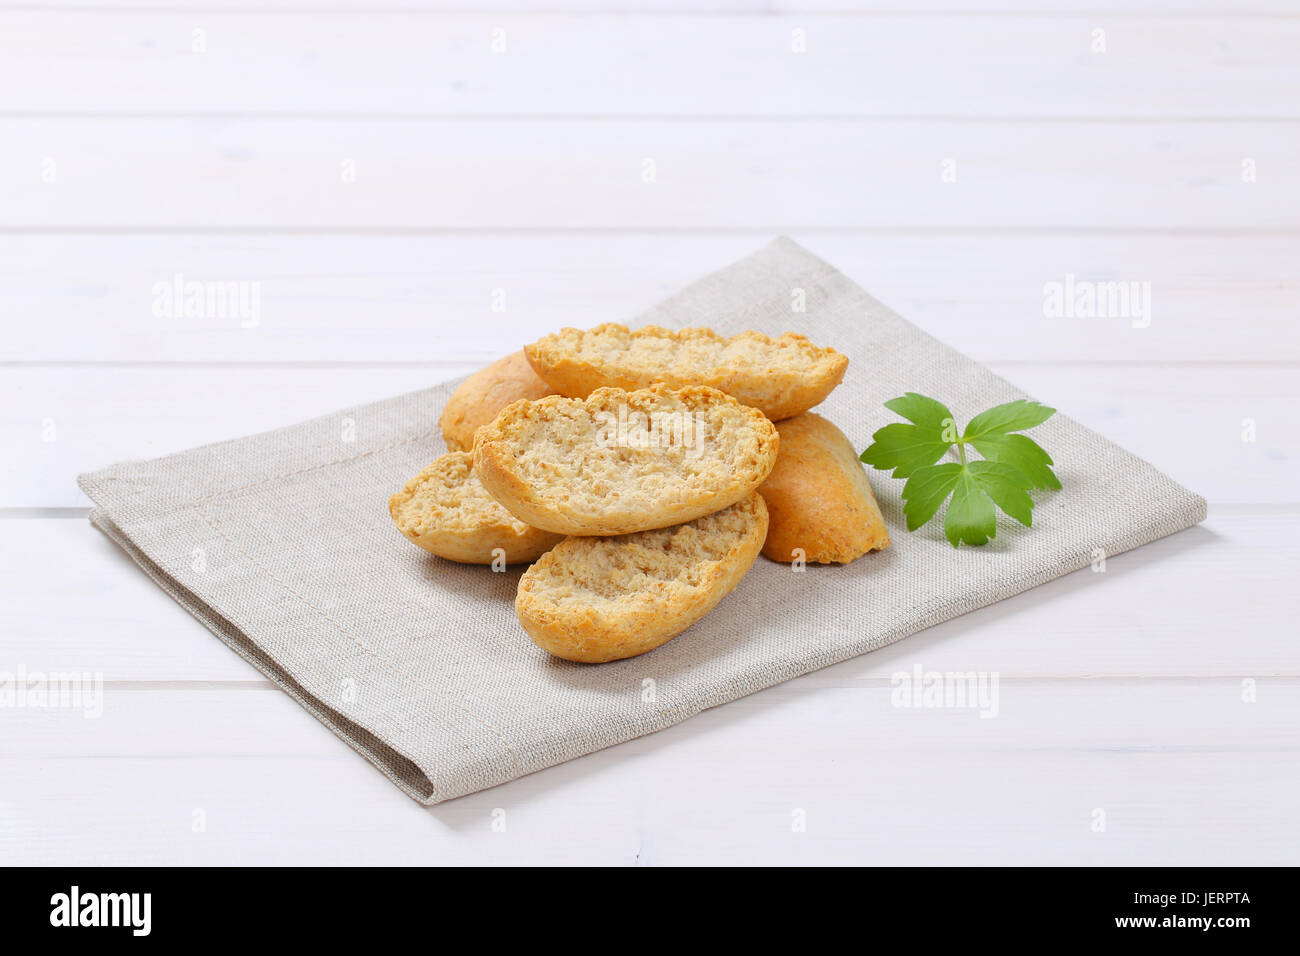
xmin=79 ymin=238 xmax=1206 ymax=804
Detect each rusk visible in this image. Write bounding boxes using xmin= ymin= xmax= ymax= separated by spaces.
xmin=473 ymin=384 xmax=779 ymax=536
xmin=525 ymin=323 xmax=848 ymax=421
xmin=516 ymin=493 xmax=768 ymax=663
xmin=757 ymin=413 xmax=890 ymax=564
xmin=389 ymin=452 xmax=563 ymax=565
xmin=439 ymin=351 xmax=555 ymax=452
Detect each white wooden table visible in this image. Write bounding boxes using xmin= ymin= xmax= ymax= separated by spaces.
xmin=2 ymin=1 xmax=1297 ymax=866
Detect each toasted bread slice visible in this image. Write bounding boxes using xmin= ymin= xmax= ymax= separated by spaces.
xmin=473 ymin=384 xmax=779 ymax=536
xmin=758 ymin=413 xmax=890 ymax=564
xmin=439 ymin=351 xmax=555 ymax=452
xmin=524 ymin=323 xmax=848 ymax=421
xmin=389 ymin=452 xmax=563 ymax=565
xmin=516 ymin=493 xmax=768 ymax=663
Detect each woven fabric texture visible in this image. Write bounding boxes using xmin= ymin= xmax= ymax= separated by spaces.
xmin=79 ymin=238 xmax=1207 ymax=804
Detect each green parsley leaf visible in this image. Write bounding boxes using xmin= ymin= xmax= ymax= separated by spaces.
xmin=944 ymin=469 xmax=997 ymax=547
xmin=968 ymin=433 xmax=1061 ymax=491
xmin=900 ymin=462 xmax=962 ymax=531
xmin=966 ymin=460 xmax=1034 ymax=526
xmin=860 ymin=393 xmax=960 ymax=478
xmin=860 ymin=393 xmax=1060 ymax=547
xmin=859 ymin=422 xmax=952 ymax=479
xmin=884 ymin=392 xmax=956 ymax=431
xmin=962 ymin=399 xmax=1056 ymax=442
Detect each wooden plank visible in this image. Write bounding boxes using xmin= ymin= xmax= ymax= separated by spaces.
xmin=11 ymin=678 xmax=1297 ymax=757
xmin=2 ymin=118 xmax=1296 ymax=230
xmin=4 ymin=13 xmax=1298 ymax=118
xmin=2 ymin=364 xmax=1294 ymax=507
xmin=4 ymin=233 xmax=1297 ymax=364
xmin=0 ymin=518 xmax=265 ymax=682
xmin=3 ymin=680 xmax=1297 ymax=864
xmin=3 ymin=365 xmax=458 ymax=510
xmin=3 ymin=514 xmax=1294 ymax=681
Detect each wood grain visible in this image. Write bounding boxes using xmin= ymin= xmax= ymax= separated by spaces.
xmin=2 ymin=680 xmax=1296 ymax=865
xmin=4 ymin=233 xmax=1296 ymax=364
xmin=2 ymin=119 xmax=1296 ymax=230
xmin=2 ymin=1 xmax=1296 ymax=863
xmin=4 ymin=13 xmax=1298 ymax=118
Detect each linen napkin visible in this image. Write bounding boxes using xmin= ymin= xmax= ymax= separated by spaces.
xmin=79 ymin=238 xmax=1206 ymax=804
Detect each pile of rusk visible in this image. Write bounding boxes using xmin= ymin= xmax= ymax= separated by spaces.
xmin=389 ymin=324 xmax=890 ymax=663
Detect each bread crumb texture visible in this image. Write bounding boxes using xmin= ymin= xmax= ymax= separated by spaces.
xmin=758 ymin=413 xmax=890 ymax=565
xmin=525 ymin=323 xmax=848 ymax=421
xmin=389 ymin=451 xmax=563 ymax=564
xmin=473 ymin=383 xmax=779 ymax=535
xmin=516 ymin=493 xmax=768 ymax=662
xmin=439 ymin=351 xmax=555 ymax=452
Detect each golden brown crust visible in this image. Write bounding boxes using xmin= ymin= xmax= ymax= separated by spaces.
xmin=439 ymin=351 xmax=555 ymax=453
xmin=389 ymin=452 xmax=563 ymax=565
xmin=757 ymin=413 xmax=890 ymax=565
xmin=515 ymin=494 xmax=768 ymax=663
xmin=472 ymin=383 xmax=779 ymax=536
xmin=524 ymin=323 xmax=848 ymax=421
